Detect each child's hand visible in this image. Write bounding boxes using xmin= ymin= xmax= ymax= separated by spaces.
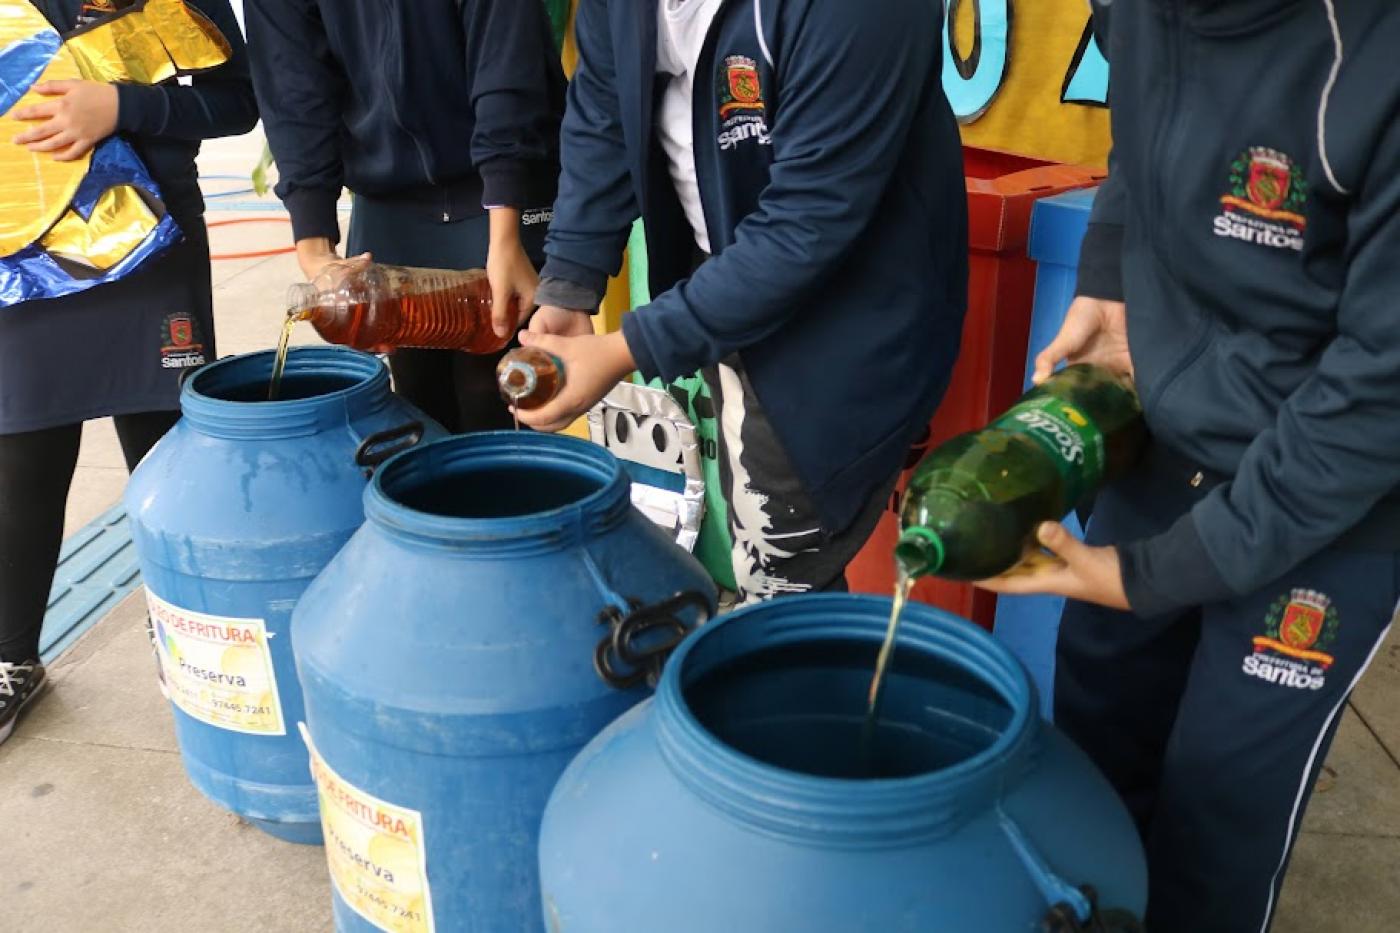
xmin=486 ymin=240 xmax=539 ymax=338
xmin=974 ymin=521 xmax=1130 ymax=610
xmin=529 ymin=305 xmax=596 ymax=337
xmin=514 ymin=330 xmax=635 ymax=433
xmin=1032 ymin=297 xmax=1133 ymax=385
xmin=12 ymin=80 xmax=119 ymax=162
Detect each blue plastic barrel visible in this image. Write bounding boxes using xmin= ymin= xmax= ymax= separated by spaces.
xmin=540 ymin=594 xmax=1146 ymax=932
xmin=292 ymin=432 xmax=716 ymax=932
xmin=125 ymin=347 xmax=440 ymax=844
xmin=995 ymin=186 xmax=1099 ymax=718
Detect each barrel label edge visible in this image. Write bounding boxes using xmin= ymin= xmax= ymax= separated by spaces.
xmin=145 ymin=588 xmax=287 ymax=737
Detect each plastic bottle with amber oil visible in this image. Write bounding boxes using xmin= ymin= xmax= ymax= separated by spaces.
xmin=269 ymin=260 xmax=519 ymax=399
xmin=285 ymin=260 xmax=516 ymax=355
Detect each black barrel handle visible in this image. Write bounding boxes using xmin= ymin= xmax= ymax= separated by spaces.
xmin=1042 ymin=887 xmax=1145 ymax=933
xmin=354 ymin=420 xmax=425 ymax=475
xmin=594 ymin=590 xmax=712 ymax=691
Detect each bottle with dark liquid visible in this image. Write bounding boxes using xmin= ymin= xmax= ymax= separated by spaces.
xmin=896 ymin=364 xmax=1147 ymax=581
xmin=496 ymin=347 xmax=564 ymax=410
xmin=285 ymin=260 xmax=517 ymax=355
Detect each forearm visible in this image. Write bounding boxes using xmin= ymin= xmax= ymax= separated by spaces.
xmin=489 ymin=208 xmax=523 ymax=254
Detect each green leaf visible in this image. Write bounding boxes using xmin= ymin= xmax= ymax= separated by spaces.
xmin=251 ymin=140 xmax=275 ymax=197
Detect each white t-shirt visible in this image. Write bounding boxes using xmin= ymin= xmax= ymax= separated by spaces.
xmin=656 ymin=0 xmax=723 ymax=254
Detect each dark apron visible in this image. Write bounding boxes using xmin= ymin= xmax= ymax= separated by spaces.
xmin=0 ymin=221 xmax=213 ymax=435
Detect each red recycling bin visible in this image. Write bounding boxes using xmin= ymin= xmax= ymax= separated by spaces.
xmin=847 ymin=147 xmax=1106 ymax=628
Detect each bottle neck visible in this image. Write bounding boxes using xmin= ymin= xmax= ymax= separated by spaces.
xmin=498 ymin=358 xmax=539 ymax=401
xmin=363 ymin=432 xmax=632 ymax=555
xmin=180 ymin=347 xmax=393 ymax=439
xmin=895 ymin=526 xmax=946 ymax=577
xmin=653 ymin=595 xmax=1039 ymax=846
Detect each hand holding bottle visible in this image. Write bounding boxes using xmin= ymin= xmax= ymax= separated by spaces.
xmin=973 ymin=521 xmax=1129 ymax=610
xmin=514 ymin=330 xmax=635 ymax=433
xmin=486 ymin=208 xmax=538 ymax=338
xmin=1033 ymin=297 xmax=1133 ymax=386
xmin=529 ymin=305 xmax=597 ymax=337
xmin=296 ymin=237 xmax=372 ymax=283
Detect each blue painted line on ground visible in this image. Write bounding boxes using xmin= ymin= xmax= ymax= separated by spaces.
xmin=204 ymin=186 xmax=257 ymax=199
xmin=39 ymin=502 xmax=145 ymax=664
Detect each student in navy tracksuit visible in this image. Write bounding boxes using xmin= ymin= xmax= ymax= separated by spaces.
xmin=517 ymin=0 xmax=967 ymax=602
xmin=244 ymin=0 xmax=565 ymax=433
xmin=0 ymin=0 xmax=256 ymax=746
xmin=987 ymin=2 xmax=1400 ymax=929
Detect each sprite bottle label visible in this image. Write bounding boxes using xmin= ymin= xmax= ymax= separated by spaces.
xmin=991 ymin=395 xmax=1106 ymax=506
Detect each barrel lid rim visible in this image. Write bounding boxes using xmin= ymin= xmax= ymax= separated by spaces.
xmin=180 ymin=346 xmax=391 ymax=436
xmin=363 ymin=431 xmax=631 ymax=548
xmin=653 ymin=594 xmax=1039 ymax=844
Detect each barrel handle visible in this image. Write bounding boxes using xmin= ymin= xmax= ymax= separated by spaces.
xmin=998 ymin=811 xmax=1145 ymax=933
xmin=1040 ymin=890 xmax=1145 ymax=933
xmin=593 ymin=590 xmax=713 ymax=691
xmin=353 ymin=420 xmax=425 ymax=475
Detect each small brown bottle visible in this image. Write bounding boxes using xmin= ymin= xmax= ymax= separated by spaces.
xmin=496 ymin=347 xmax=564 ymax=410
xmin=285 ymin=260 xmax=516 ymax=355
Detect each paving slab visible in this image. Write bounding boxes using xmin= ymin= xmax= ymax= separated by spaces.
xmin=1294 ymin=706 xmax=1400 ymax=838
xmin=1349 ymin=628 xmax=1400 ymax=767
xmin=0 ymin=593 xmax=332 ymax=933
xmin=23 ymin=591 xmax=177 ymax=754
xmin=3 ymin=737 xmax=332 ymax=933
xmin=63 ymin=465 xmax=129 ymax=539
xmin=1276 ymin=834 xmax=1400 ymax=933
xmin=78 ymin=419 xmax=127 ymax=470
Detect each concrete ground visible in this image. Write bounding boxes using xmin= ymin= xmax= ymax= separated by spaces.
xmin=5 ymin=130 xmax=1400 ymax=931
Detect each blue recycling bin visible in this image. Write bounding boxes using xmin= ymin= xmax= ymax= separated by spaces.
xmin=293 ymin=432 xmax=715 ymax=932
xmin=540 ymin=594 xmax=1147 ymax=931
xmin=994 ymin=187 xmax=1099 ymax=719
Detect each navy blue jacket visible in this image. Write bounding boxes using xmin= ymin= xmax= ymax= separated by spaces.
xmin=1078 ymin=0 xmax=1400 ymax=616
xmin=244 ymin=0 xmax=565 ymax=243
xmin=542 ymin=0 xmax=968 ymax=533
xmin=38 ymin=0 xmax=257 ymax=224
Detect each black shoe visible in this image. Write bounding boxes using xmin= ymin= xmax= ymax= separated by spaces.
xmin=0 ymin=659 xmax=47 ymax=746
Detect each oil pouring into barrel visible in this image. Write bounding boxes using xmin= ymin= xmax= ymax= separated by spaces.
xmin=863 ymin=365 xmax=1147 ymax=771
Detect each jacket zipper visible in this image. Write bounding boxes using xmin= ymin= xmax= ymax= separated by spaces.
xmin=690 ymin=0 xmax=737 ymax=253
xmin=1140 ymin=2 xmax=1200 ymax=422
xmin=381 ymin=11 xmax=438 ymax=192
xmin=1152 ymin=4 xmax=1180 ymax=229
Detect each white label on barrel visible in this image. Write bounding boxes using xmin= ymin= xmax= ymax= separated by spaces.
xmin=145 ymin=589 xmax=286 ymax=736
xmin=300 ymin=724 xmax=436 ymax=933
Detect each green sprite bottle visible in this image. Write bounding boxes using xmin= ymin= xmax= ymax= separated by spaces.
xmin=895 ymin=364 xmax=1147 ymax=581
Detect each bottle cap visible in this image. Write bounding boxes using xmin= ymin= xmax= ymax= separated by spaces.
xmin=895 ymin=526 xmax=945 ymax=576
